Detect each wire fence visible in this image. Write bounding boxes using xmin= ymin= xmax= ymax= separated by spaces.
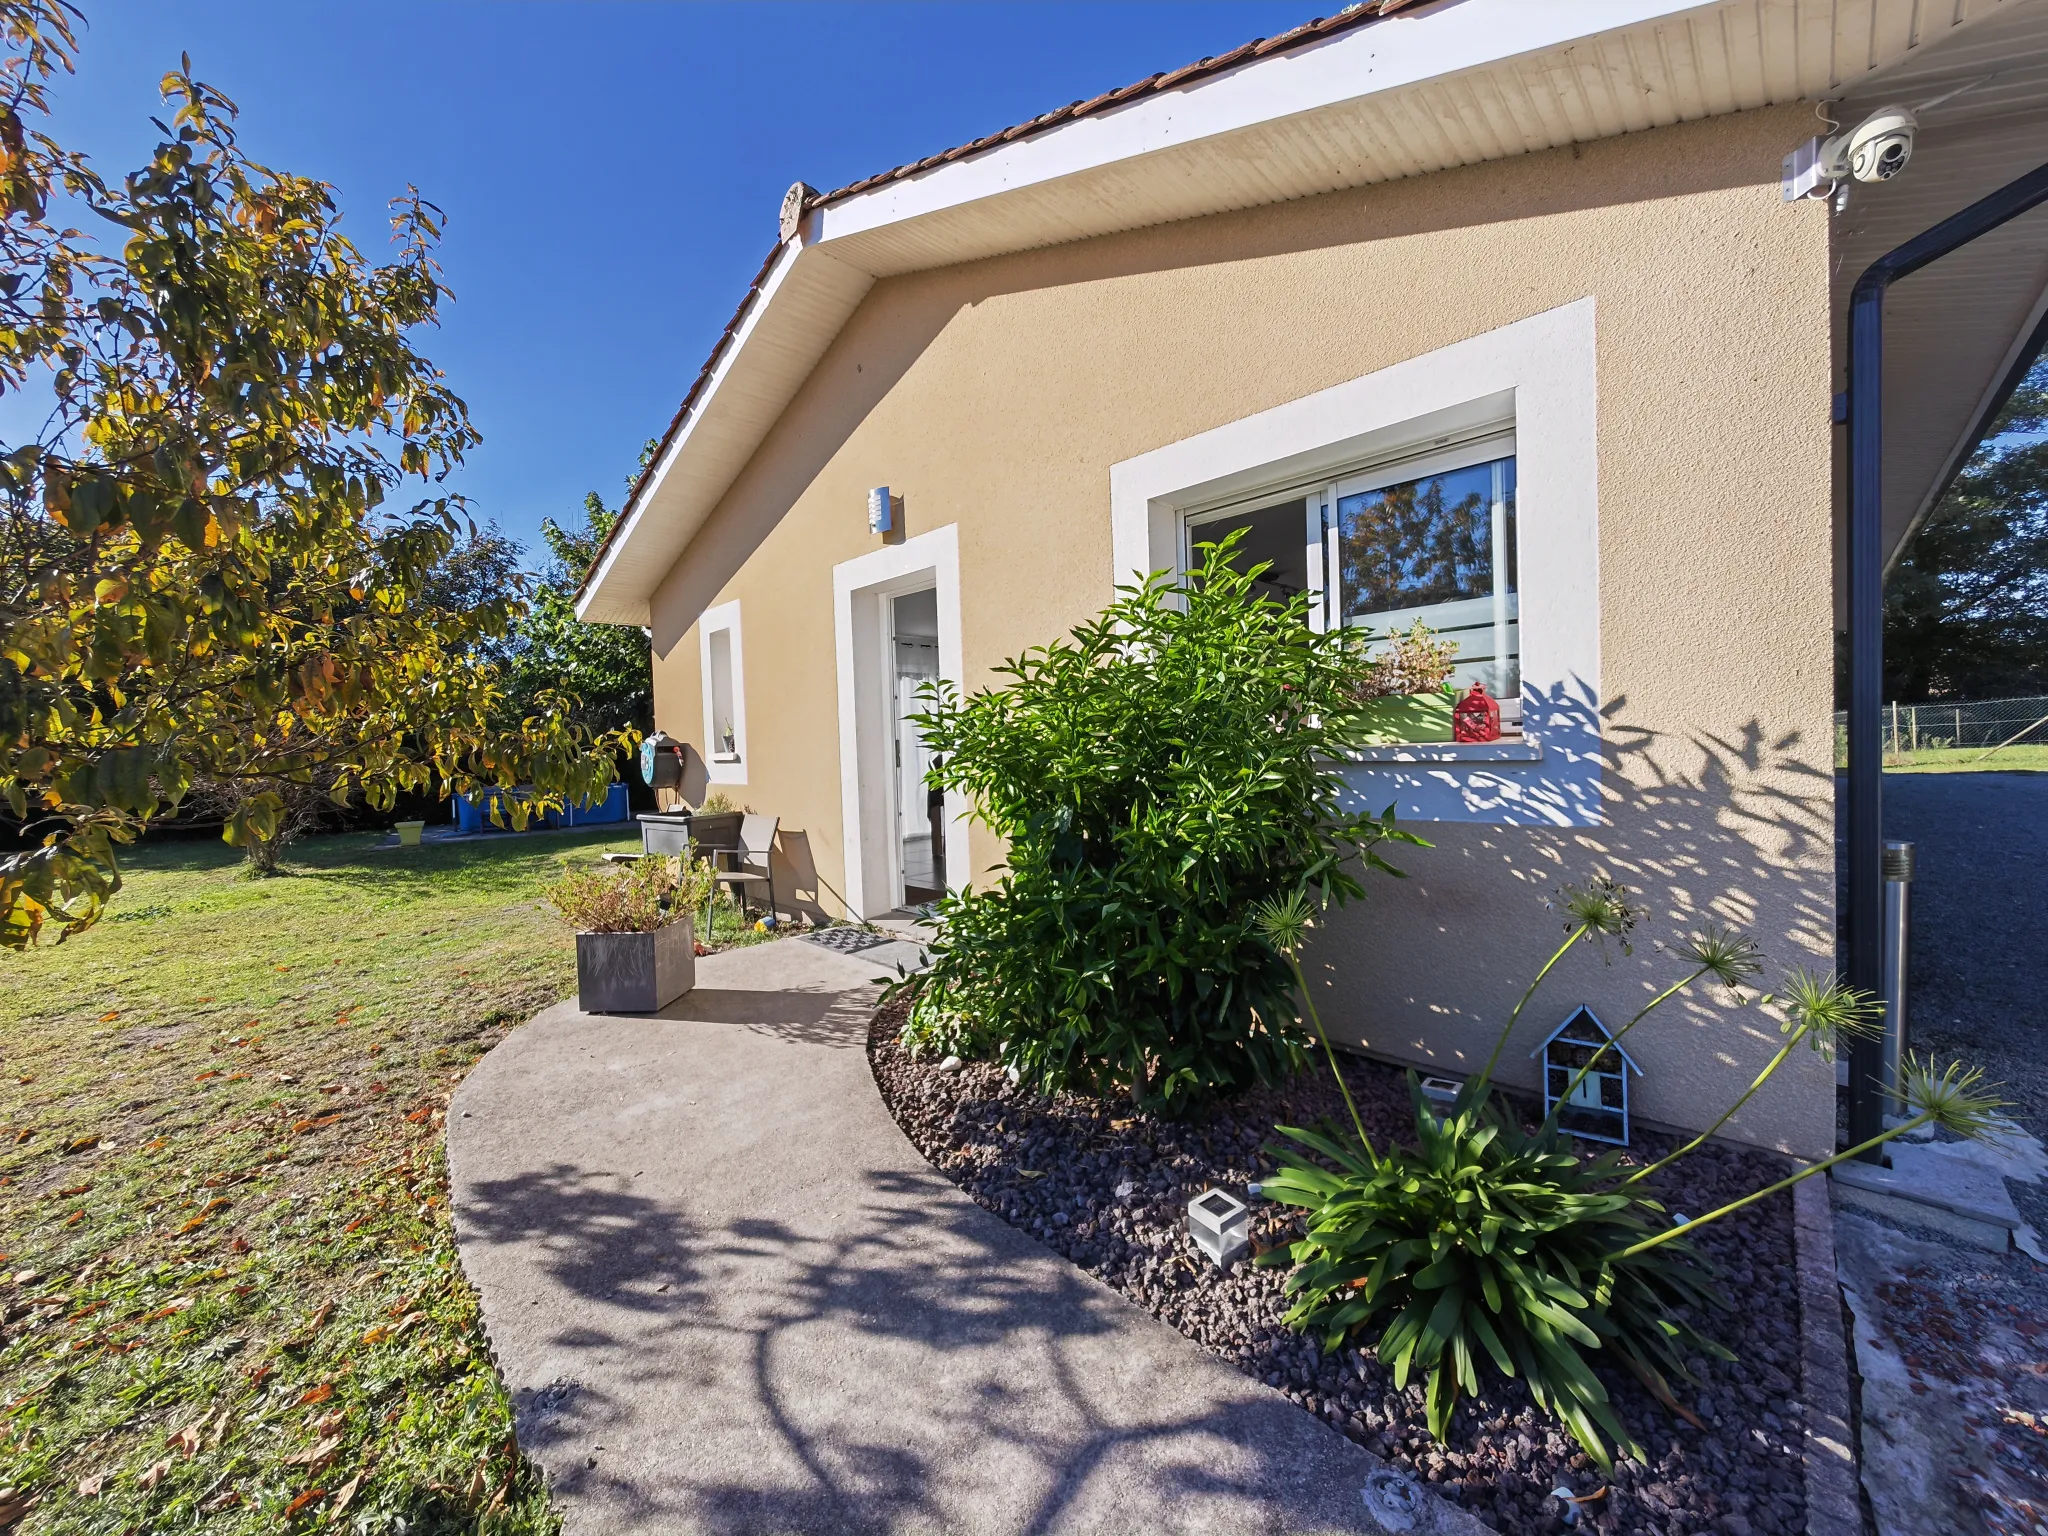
xmin=1833 ymin=694 xmax=2048 ymax=768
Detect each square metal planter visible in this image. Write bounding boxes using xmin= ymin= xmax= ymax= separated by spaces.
xmin=575 ymin=919 xmax=696 ymax=1014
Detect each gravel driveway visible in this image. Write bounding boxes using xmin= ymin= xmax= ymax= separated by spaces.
xmin=1883 ymin=770 xmax=2048 ymax=1139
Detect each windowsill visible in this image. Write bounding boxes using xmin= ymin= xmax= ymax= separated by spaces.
xmin=711 ymin=752 xmax=742 ymax=764
xmin=1340 ymin=737 xmax=1544 ymax=764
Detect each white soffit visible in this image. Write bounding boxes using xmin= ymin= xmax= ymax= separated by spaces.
xmin=579 ymin=0 xmax=2027 ymax=626
xmin=1825 ymin=0 xmax=2048 ymax=569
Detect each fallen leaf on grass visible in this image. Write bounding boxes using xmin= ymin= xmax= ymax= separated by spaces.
xmin=311 ymin=1408 xmax=346 ymax=1437
xmin=329 ymin=1470 xmax=365 ymax=1515
xmin=194 ymin=1070 xmax=221 ymax=1082
xmin=63 ymin=1210 xmax=84 ymax=1227
xmin=296 ymin=1381 xmax=334 ymax=1407
xmin=137 ymin=1456 xmax=173 ymax=1489
xmin=143 ymin=1298 xmax=193 ymax=1322
xmin=403 ymin=1105 xmax=433 ymax=1124
xmin=76 ymin=1472 xmax=103 ymax=1496
xmin=282 ymin=1486 xmax=325 ymax=1519
xmin=274 ymin=965 xmax=292 ymax=973
xmin=290 ymin=1114 xmax=342 ymax=1134
xmin=64 ymin=1134 xmax=101 ymax=1154
xmin=167 ymin=1422 xmax=203 ymax=1457
xmin=12 ymin=1075 xmax=29 ymax=1085
xmin=56 ymin=1183 xmax=90 ymax=1198
xmin=360 ymin=1324 xmax=392 ymax=1345
xmin=99 ymin=1011 xmax=118 ymax=1021
xmin=281 ymin=1300 xmax=335 ymax=1352
xmin=285 ymin=1435 xmax=343 ymax=1469
xmin=228 ymin=1236 xmax=250 ymax=1254
xmin=0 ymin=1491 xmax=33 ymax=1522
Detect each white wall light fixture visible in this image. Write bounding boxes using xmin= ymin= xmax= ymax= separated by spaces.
xmin=867 ymin=486 xmax=893 ymax=535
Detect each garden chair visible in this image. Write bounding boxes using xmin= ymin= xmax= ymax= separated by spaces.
xmin=709 ymin=814 xmax=779 ymax=927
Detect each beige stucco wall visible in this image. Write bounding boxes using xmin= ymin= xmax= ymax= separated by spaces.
xmin=648 ymin=105 xmax=1840 ymax=1157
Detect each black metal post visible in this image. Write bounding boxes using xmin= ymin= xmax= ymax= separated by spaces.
xmin=1844 ymin=159 xmax=2048 ymax=1158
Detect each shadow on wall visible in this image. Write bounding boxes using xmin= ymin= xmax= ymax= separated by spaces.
xmin=1310 ymin=702 xmax=1837 ymax=1156
xmin=768 ymin=829 xmax=834 ymax=928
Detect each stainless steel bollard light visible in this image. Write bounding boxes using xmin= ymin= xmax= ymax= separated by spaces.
xmin=1882 ymin=840 xmax=1914 ymax=1109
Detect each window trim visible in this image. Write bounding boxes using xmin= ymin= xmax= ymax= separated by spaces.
xmin=1108 ymin=299 xmax=1600 ymax=827
xmin=699 ymin=600 xmax=747 ymax=784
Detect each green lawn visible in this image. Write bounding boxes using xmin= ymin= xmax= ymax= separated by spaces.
xmin=0 ymin=828 xmax=762 ymax=1534
xmin=1878 ymin=743 xmax=2048 ymax=773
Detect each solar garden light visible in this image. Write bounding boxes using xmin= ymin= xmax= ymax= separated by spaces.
xmin=1187 ymin=1188 xmax=1250 ymax=1270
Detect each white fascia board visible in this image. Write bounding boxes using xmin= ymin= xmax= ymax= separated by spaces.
xmin=812 ymin=0 xmax=1716 ymax=248
xmin=576 ymin=236 xmax=861 ymax=626
xmin=582 ymin=0 xmax=1715 ymax=627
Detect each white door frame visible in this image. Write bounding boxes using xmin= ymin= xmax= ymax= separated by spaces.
xmin=832 ymin=524 xmax=966 ymax=919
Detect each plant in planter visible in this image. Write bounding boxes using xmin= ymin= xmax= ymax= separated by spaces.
xmin=1347 ymin=622 xmax=1462 ymax=744
xmin=884 ymin=532 xmax=1427 ymax=1112
xmin=546 ymin=855 xmax=714 ymax=1013
xmin=1251 ymin=884 xmax=2005 ymax=1466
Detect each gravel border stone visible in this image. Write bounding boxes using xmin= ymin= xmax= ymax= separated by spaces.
xmin=871 ymin=1001 xmax=1815 ymax=1536
xmin=1793 ymin=1177 xmax=1861 ymax=1536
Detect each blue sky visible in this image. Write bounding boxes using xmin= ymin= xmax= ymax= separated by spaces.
xmin=52 ymin=1 xmax=1315 ymax=564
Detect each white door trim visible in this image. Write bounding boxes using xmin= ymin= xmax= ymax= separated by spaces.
xmin=832 ymin=525 xmax=966 ymax=919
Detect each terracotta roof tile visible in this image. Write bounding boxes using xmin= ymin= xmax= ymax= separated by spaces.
xmin=578 ymin=0 xmax=1431 ymax=606
xmin=804 ymin=0 xmax=1428 ymax=210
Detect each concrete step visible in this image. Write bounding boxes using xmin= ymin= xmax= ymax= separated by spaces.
xmin=1830 ymin=1138 xmax=2021 ymax=1252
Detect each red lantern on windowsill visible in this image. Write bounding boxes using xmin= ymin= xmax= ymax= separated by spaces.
xmin=1452 ymin=682 xmax=1501 ymax=743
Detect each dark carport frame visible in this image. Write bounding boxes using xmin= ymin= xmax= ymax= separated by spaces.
xmin=1843 ymin=158 xmax=2048 ymax=1157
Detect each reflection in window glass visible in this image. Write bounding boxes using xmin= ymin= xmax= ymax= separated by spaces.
xmin=1337 ymin=455 xmax=1517 ymax=697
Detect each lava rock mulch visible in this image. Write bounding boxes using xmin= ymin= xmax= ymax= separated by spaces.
xmin=869 ymin=1002 xmax=1810 ymax=1536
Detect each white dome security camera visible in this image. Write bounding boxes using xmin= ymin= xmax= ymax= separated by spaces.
xmin=1819 ymin=105 xmax=1918 ymax=184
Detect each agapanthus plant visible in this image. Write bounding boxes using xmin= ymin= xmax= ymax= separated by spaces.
xmin=1251 ymin=883 xmax=1999 ymax=1466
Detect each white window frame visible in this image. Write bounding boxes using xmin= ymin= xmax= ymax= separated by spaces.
xmin=699 ymin=600 xmax=747 ymax=784
xmin=1110 ymin=299 xmax=1600 ymax=827
xmin=1182 ymin=428 xmax=1520 ymax=704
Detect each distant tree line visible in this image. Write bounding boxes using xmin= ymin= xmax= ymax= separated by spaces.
xmin=1884 ymin=357 xmax=2048 ymax=702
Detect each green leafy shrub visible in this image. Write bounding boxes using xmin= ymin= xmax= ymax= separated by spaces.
xmin=890 ymin=533 xmax=1424 ymax=1110
xmin=1252 ymin=885 xmax=2004 ymax=1466
xmin=545 ymin=855 xmax=712 ymax=934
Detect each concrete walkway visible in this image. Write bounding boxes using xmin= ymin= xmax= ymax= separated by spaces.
xmin=450 ymin=937 xmax=1457 ymax=1535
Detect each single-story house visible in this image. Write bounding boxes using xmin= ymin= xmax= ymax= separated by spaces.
xmin=576 ymin=0 xmax=2048 ymax=1160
